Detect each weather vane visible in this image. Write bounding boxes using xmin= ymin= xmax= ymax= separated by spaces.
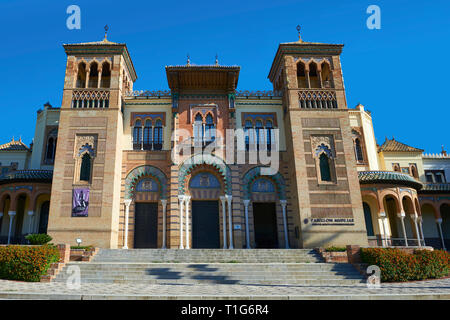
xmin=296 ymin=25 xmax=302 ymax=42
xmin=104 ymin=25 xmax=109 ymax=40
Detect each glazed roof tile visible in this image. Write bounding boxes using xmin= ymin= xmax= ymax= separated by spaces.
xmin=420 ymin=183 xmax=450 ymax=193
xmin=0 ymin=139 xmax=31 ymax=152
xmin=378 ymin=138 xmax=423 ymax=153
xmin=358 ymin=171 xmax=422 ymax=190
xmin=0 ymin=170 xmax=53 ymax=184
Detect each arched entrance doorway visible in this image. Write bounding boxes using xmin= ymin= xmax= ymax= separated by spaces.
xmin=188 ymin=170 xmax=223 ymax=249
xmin=123 ymin=165 xmax=168 ymax=249
xmin=363 ymin=202 xmax=375 ymax=237
xmin=133 ymin=178 xmax=159 ymax=248
xmin=178 ymin=154 xmax=232 ymax=249
xmin=242 ymin=166 xmax=288 ymax=249
xmin=251 ymin=180 xmax=279 ymax=248
xmin=38 ymin=201 xmax=50 ymax=234
xmin=384 ymin=195 xmax=399 ymax=245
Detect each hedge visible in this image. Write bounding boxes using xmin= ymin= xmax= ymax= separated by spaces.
xmin=324 ymin=246 xmax=347 ymax=252
xmin=360 ymin=248 xmax=450 ymax=282
xmin=0 ymin=245 xmax=60 ymax=282
xmin=25 ymin=233 xmax=52 ymax=245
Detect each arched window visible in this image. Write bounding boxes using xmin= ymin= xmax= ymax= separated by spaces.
xmin=244 ymin=120 xmax=253 ymax=151
xmin=100 ymin=62 xmax=111 ymax=88
xmin=266 ymin=120 xmax=273 ymax=151
xmin=143 ymin=119 xmax=152 ymax=150
xmin=45 ymin=129 xmax=58 ymax=164
xmin=354 ymin=138 xmax=364 ymax=163
xmin=80 ymin=153 xmax=91 ymax=182
xmin=319 ymin=153 xmax=332 ymax=182
xmin=76 ymin=62 xmax=86 ymax=88
xmin=255 ymin=120 xmax=263 ymax=150
xmin=46 ymin=138 xmax=54 ymax=162
xmin=297 ymin=61 xmax=307 ymax=88
xmin=321 ymin=62 xmax=332 ymax=88
xmin=88 ymin=62 xmax=99 ymax=88
xmin=153 ymin=119 xmax=163 ymax=150
xmin=133 ymin=120 xmax=142 ymax=150
xmin=309 ymin=62 xmax=319 ymax=88
xmin=194 ymin=113 xmax=203 ymax=144
xmin=410 ymin=165 xmax=418 ymax=178
xmin=205 ymin=114 xmax=215 ymax=143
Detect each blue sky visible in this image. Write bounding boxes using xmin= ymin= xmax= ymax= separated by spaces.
xmin=0 ymin=0 xmax=448 ymax=153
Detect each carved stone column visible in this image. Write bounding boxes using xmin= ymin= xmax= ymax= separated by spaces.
xmin=161 ymin=199 xmax=167 ymax=249
xmin=411 ymin=214 xmax=421 ymax=247
xmin=178 ymin=195 xmax=185 ymax=249
xmin=27 ymin=211 xmax=34 ymax=234
xmin=418 ymin=215 xmax=425 ymax=246
xmin=378 ymin=212 xmax=387 ymax=247
xmin=280 ymin=200 xmax=289 ymax=249
xmin=243 ymin=199 xmax=250 ymax=249
xmin=225 ymin=195 xmax=233 ymax=249
xmin=436 ymin=218 xmax=446 ymax=250
xmin=185 ymin=196 xmax=191 ymax=249
xmin=123 ymin=199 xmax=132 ymax=249
xmin=220 ymin=196 xmax=227 ymax=249
xmin=398 ymin=211 xmax=408 ymax=247
xmin=7 ymin=211 xmax=16 ymax=245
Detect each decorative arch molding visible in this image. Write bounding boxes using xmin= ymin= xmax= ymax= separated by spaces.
xmin=242 ymin=166 xmax=286 ymax=200
xmin=125 ymin=165 xmax=168 ymax=200
xmin=178 ymin=154 xmax=231 ymax=195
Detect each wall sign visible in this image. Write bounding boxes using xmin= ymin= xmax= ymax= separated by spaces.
xmin=72 ymin=188 xmax=89 ymax=217
xmin=305 ymin=218 xmax=354 ymax=226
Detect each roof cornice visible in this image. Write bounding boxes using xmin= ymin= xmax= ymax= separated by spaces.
xmin=268 ymin=42 xmax=344 ymax=82
xmin=63 ymin=43 xmax=137 ymax=82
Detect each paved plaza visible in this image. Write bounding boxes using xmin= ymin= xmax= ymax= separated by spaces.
xmin=0 ymin=277 xmax=449 ymax=300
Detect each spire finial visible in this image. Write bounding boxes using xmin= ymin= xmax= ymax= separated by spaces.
xmin=215 ymin=53 xmax=219 ymax=66
xmin=296 ymin=25 xmax=302 ymax=42
xmin=104 ymin=25 xmax=109 ymax=40
xmin=187 ymin=54 xmax=190 ymax=66
xmin=442 ymin=144 xmax=447 ymax=155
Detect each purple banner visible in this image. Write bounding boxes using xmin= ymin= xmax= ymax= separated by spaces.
xmin=72 ymin=188 xmax=89 ymax=217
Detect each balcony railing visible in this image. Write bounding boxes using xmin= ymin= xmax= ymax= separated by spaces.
xmin=124 ymin=90 xmax=283 ymax=98
xmin=132 ymin=142 xmax=163 ymax=151
xmin=72 ymin=89 xmax=110 ymax=108
xmin=298 ymin=89 xmax=337 ymax=109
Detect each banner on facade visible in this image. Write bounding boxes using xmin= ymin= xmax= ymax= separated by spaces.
xmin=72 ymin=188 xmax=89 ymax=217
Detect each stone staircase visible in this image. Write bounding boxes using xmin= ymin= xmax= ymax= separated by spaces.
xmin=53 ymin=249 xmax=365 ymax=285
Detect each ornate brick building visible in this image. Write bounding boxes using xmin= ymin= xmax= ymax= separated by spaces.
xmin=0 ymin=32 xmax=448 ymax=249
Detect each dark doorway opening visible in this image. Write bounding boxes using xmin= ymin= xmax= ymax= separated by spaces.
xmin=253 ymin=202 xmax=278 ymax=248
xmin=192 ymin=200 xmax=220 ymax=248
xmin=134 ymin=202 xmax=158 ymax=248
xmin=38 ymin=201 xmax=50 ymax=234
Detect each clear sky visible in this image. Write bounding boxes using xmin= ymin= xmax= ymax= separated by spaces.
xmin=0 ymin=0 xmax=448 ymax=153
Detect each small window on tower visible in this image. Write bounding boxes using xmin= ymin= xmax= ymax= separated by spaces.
xmin=80 ymin=153 xmax=91 ymax=182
